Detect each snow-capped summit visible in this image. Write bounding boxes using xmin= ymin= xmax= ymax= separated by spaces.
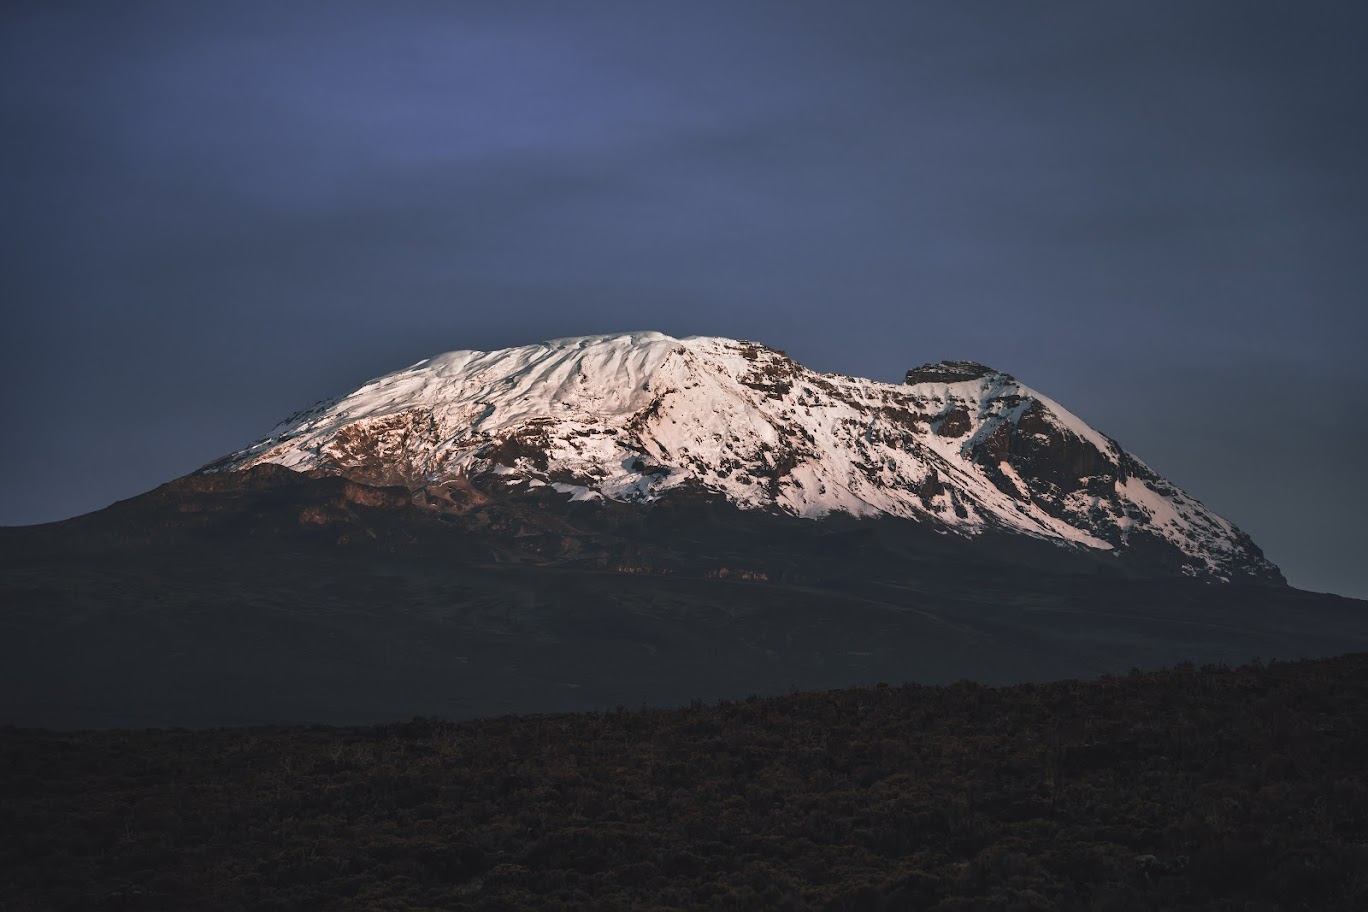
xmin=206 ymin=332 xmax=1280 ymax=583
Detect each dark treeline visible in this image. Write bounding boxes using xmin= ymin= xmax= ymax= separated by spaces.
xmin=4 ymin=654 xmax=1368 ymax=910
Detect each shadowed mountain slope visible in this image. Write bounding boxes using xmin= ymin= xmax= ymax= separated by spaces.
xmin=2 ymin=466 xmax=1361 ymax=728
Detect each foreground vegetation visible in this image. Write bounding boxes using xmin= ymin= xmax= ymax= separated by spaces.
xmin=4 ymin=655 xmax=1368 ymax=911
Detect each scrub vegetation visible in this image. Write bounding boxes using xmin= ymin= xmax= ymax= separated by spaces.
xmin=4 ymin=654 xmax=1368 ymax=910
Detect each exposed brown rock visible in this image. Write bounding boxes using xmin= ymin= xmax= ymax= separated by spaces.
xmin=916 ymin=468 xmax=946 ymax=507
xmin=933 ymin=407 xmax=972 ymax=439
xmin=324 ymin=408 xmax=441 ymax=485
xmin=905 ymin=360 xmax=1001 ymax=385
xmin=484 ymin=427 xmax=552 ymax=471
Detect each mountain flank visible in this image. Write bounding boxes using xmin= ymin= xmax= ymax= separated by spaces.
xmin=3 ymin=333 xmax=1360 ymax=728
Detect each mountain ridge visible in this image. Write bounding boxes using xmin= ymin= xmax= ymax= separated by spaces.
xmin=204 ymin=332 xmax=1279 ymax=584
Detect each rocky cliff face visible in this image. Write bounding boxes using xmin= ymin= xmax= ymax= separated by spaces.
xmin=204 ymin=332 xmax=1281 ymax=584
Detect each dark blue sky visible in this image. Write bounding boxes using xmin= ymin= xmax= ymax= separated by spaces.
xmin=4 ymin=2 xmax=1366 ymax=599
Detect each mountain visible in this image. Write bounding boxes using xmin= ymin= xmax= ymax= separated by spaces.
xmin=206 ymin=332 xmax=1278 ymax=583
xmin=6 ymin=333 xmax=1361 ymax=730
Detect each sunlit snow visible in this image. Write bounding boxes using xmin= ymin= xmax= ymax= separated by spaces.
xmin=212 ymin=332 xmax=1272 ymax=579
